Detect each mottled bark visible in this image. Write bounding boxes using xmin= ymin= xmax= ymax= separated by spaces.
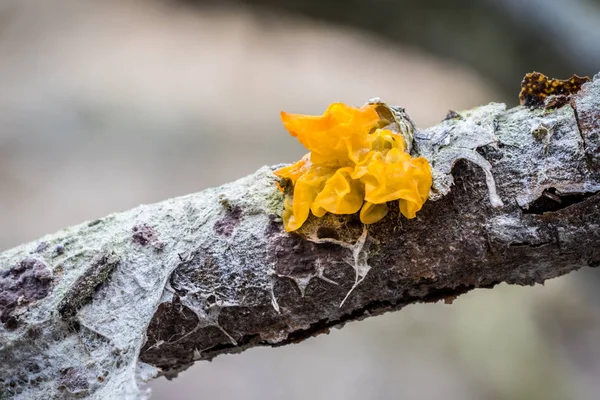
xmin=1 ymin=76 xmax=600 ymax=400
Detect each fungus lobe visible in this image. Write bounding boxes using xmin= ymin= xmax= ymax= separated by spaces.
xmin=275 ymin=103 xmax=432 ymax=232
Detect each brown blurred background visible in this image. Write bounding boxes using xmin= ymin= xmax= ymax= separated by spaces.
xmin=1 ymin=0 xmax=600 ymax=399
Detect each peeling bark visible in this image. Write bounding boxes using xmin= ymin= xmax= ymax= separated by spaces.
xmin=1 ymin=76 xmax=600 ymax=400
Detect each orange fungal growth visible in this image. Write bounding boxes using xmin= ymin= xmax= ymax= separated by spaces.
xmin=280 ymin=103 xmax=380 ymax=166
xmin=275 ymin=102 xmax=432 ymax=232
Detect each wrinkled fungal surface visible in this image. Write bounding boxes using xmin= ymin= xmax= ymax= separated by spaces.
xmin=1 ymin=75 xmax=600 ymax=400
xmin=274 ymin=102 xmax=432 ymax=231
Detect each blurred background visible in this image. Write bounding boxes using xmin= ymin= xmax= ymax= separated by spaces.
xmin=1 ymin=0 xmax=600 ymax=398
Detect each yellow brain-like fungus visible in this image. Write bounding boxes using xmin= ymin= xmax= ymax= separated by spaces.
xmin=274 ymin=102 xmax=432 ymax=232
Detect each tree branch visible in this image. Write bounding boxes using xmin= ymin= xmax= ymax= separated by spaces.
xmin=1 ymin=75 xmax=600 ymax=399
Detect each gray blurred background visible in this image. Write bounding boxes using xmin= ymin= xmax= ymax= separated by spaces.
xmin=1 ymin=0 xmax=600 ymax=399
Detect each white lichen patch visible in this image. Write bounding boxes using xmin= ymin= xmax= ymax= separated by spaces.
xmin=494 ymin=104 xmax=600 ymax=209
xmin=175 ymin=294 xmax=238 ymax=348
xmin=486 ymin=214 xmax=548 ymax=245
xmin=274 ymin=256 xmax=338 ymax=299
xmin=307 ymin=225 xmax=370 ymax=307
xmin=0 ymin=166 xmax=283 ymax=400
xmin=414 ymin=102 xmax=506 ymax=207
xmin=269 ymin=279 xmax=281 ymax=314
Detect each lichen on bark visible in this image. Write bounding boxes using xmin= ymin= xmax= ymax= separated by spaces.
xmin=1 ymin=75 xmax=600 ymax=400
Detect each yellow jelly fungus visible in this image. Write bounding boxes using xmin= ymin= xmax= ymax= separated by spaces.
xmin=275 ymin=103 xmax=432 ymax=232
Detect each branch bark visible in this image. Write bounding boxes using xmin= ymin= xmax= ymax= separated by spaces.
xmin=1 ymin=75 xmax=600 ymax=399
